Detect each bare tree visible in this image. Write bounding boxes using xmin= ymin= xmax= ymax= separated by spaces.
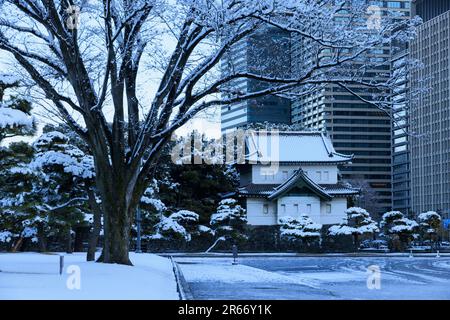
xmin=0 ymin=0 xmax=421 ymax=264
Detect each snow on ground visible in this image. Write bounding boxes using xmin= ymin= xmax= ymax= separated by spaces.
xmin=176 ymin=256 xmax=450 ymax=300
xmin=0 ymin=252 xmax=179 ymax=300
xmin=178 ymin=258 xmax=318 ymax=288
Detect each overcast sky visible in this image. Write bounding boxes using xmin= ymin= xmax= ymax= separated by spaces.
xmin=0 ymin=43 xmax=222 ymax=146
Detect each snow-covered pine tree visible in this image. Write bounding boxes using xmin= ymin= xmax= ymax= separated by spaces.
xmin=0 ymin=75 xmax=37 ymax=251
xmin=138 ymin=181 xmax=167 ymax=238
xmin=150 ymin=210 xmax=199 ymax=244
xmin=0 ymin=74 xmax=34 ymax=143
xmin=209 ymin=198 xmax=247 ymax=247
xmin=328 ymin=207 xmax=379 ymax=249
xmin=380 ymin=211 xmax=419 ymax=252
xmin=418 ymin=211 xmax=442 ymax=249
xmin=0 ymin=142 xmax=37 ymax=251
xmin=25 ymin=129 xmax=95 ymax=252
xmin=279 ymin=215 xmax=322 ymax=248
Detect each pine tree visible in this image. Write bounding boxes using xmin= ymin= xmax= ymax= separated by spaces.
xmin=0 ymin=74 xmax=34 ymax=143
xmin=279 ymin=215 xmax=322 ymax=248
xmin=0 ymin=142 xmax=36 ymax=251
xmin=328 ymin=207 xmax=379 ymax=249
xmin=0 ymin=128 xmax=95 ymax=253
xmin=209 ymin=199 xmax=247 ymax=247
xmin=380 ymin=211 xmax=419 ymax=252
xmin=43 ymin=124 xmax=101 ymax=260
xmin=0 ymin=75 xmax=36 ymax=251
xmin=418 ymin=211 xmax=442 ymax=250
xmin=150 ymin=210 xmax=199 ymax=243
xmin=156 ymin=132 xmax=239 ymax=226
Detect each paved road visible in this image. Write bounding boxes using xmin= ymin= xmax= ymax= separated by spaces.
xmin=176 ymin=256 xmax=450 ymax=300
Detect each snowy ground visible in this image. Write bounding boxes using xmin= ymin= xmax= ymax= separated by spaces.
xmin=175 ymin=256 xmax=450 ymax=300
xmin=0 ymin=252 xmax=179 ymax=300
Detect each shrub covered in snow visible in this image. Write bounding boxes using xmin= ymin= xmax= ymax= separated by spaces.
xmin=210 ymin=198 xmax=247 ymax=244
xmin=279 ymin=215 xmax=322 ymax=247
xmin=418 ymin=211 xmax=442 ymax=242
xmin=328 ymin=207 xmax=378 ymax=248
xmin=380 ymin=211 xmax=419 ymax=251
xmin=150 ymin=216 xmax=191 ymax=242
xmin=149 ymin=209 xmax=200 ymax=243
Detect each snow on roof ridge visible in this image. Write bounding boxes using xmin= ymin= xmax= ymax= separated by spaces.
xmin=268 ymin=169 xmax=332 ymax=201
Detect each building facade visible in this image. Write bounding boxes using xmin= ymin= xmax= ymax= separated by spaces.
xmin=391 ymin=49 xmax=412 ymax=215
xmin=291 ymin=0 xmax=412 ymax=217
xmin=236 ymin=131 xmax=358 ymax=226
xmin=413 ymin=0 xmax=450 ymax=22
xmin=220 ymin=26 xmax=292 ymax=132
xmin=409 ymin=9 xmax=450 ymax=215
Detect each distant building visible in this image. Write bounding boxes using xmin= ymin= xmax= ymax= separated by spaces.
xmin=413 ymin=0 xmax=450 ymax=22
xmin=220 ymin=26 xmax=291 ymax=132
xmin=409 ymin=8 xmax=450 ymax=215
xmin=235 ymin=131 xmax=358 ymax=226
xmin=291 ymin=0 xmax=412 ymax=216
xmin=391 ymin=49 xmax=412 ymax=215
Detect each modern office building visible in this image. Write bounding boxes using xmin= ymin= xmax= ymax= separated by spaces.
xmin=391 ymin=0 xmax=450 ymax=215
xmin=220 ymin=26 xmax=292 ymax=132
xmin=412 ymin=0 xmax=450 ymax=22
xmin=291 ymin=1 xmax=412 ymax=216
xmin=391 ymin=49 xmax=412 ymax=215
xmin=409 ymin=8 xmax=450 ymax=215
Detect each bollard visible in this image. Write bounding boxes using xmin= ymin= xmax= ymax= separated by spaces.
xmin=232 ymin=244 xmax=238 ymax=265
xmin=59 ymin=255 xmax=64 ymax=275
xmin=436 ymin=250 xmax=440 ymax=258
xmin=409 ymin=249 xmax=413 ymax=258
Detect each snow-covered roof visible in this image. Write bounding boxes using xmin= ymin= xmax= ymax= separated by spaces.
xmin=245 ymin=131 xmax=353 ymax=164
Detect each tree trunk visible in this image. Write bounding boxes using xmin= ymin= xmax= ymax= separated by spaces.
xmin=87 ymin=188 xmax=102 ymax=262
xmin=353 ymin=234 xmax=359 ymax=251
xmin=37 ymin=224 xmax=47 ymax=252
xmin=66 ymin=226 xmax=73 ymax=254
xmin=10 ymin=237 xmax=24 ymax=252
xmin=96 ymin=189 xmax=134 ymax=265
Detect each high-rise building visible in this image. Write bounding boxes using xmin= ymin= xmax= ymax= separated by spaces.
xmin=391 ymin=0 xmax=450 ymax=216
xmin=409 ymin=8 xmax=450 ymax=215
xmin=413 ymin=0 xmax=450 ymax=22
xmin=220 ymin=26 xmax=291 ymax=132
xmin=291 ymin=0 xmax=412 ymax=216
xmin=391 ymin=49 xmax=412 ymax=215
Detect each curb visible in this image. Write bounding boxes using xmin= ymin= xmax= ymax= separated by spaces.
xmin=169 ymin=256 xmax=194 ymax=300
xmin=163 ymin=252 xmax=450 ymax=258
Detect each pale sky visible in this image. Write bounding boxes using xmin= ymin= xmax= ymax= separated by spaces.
xmin=0 ymin=45 xmax=222 ymax=146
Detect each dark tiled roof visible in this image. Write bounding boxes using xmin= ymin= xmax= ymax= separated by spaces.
xmin=238 ymin=181 xmax=359 ymax=199
xmin=268 ymin=169 xmax=332 ymax=201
